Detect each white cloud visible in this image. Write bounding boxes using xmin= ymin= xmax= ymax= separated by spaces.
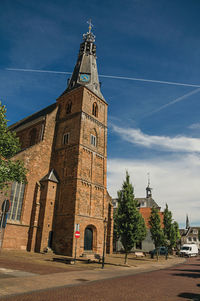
xmin=188 ymin=123 xmax=200 ymax=130
xmin=112 ymin=125 xmax=200 ymax=153
xmin=107 ymin=154 xmax=200 ymax=227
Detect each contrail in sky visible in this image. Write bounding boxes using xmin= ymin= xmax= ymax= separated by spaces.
xmin=146 ymin=87 xmax=200 ymax=117
xmin=5 ymin=68 xmax=200 ymax=88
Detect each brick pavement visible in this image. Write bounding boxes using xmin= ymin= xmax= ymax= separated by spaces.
xmin=0 ymin=256 xmax=185 ymax=298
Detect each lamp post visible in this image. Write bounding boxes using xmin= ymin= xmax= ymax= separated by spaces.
xmin=101 ymin=218 xmax=107 ymax=269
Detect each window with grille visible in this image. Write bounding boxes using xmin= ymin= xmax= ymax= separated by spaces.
xmin=90 ymin=134 xmax=97 ymax=147
xmin=7 ymin=182 xmax=25 ymax=221
xmin=63 ymin=133 xmax=70 ymax=145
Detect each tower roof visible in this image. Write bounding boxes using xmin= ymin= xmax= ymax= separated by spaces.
xmin=62 ymin=21 xmax=105 ymax=101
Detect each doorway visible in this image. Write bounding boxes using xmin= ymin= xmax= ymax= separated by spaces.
xmin=84 ymin=227 xmax=93 ymax=250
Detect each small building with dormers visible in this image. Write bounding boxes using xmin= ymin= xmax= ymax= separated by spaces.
xmin=113 ymin=183 xmax=164 ymax=252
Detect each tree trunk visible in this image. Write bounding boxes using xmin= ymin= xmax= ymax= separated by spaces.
xmin=156 ymin=248 xmax=159 ymax=261
xmin=124 ymin=252 xmax=128 ymax=264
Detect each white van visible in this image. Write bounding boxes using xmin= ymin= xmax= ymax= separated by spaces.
xmin=180 ymin=244 xmax=198 ymax=257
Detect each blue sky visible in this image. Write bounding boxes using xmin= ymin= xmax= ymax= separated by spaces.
xmin=1 ymin=0 xmax=200 ymax=227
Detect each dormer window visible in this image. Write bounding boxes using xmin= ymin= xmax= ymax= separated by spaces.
xmin=66 ymin=102 xmax=72 ymax=114
xmin=92 ymin=102 xmax=98 ymax=117
xmin=63 ymin=133 xmax=70 ymax=145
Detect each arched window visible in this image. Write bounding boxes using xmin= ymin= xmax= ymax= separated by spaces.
xmin=84 ymin=227 xmax=93 ymax=250
xmin=29 ymin=128 xmax=37 ymax=146
xmin=66 ymin=101 xmax=72 ymax=114
xmin=7 ymin=182 xmax=25 ymax=221
xmin=92 ymin=102 xmax=98 ymax=117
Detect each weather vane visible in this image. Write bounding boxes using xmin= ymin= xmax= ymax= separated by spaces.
xmin=147 ymin=172 xmax=150 ymax=187
xmin=87 ymin=19 xmax=93 ymax=33
xmin=83 ymin=19 xmax=95 ymax=42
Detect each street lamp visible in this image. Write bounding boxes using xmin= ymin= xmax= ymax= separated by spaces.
xmin=101 ymin=217 xmax=107 ymax=269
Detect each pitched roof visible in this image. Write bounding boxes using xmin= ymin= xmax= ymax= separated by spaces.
xmin=140 ymin=207 xmax=164 ymax=229
xmin=136 ymin=197 xmax=159 ymax=208
xmin=40 ymin=169 xmax=59 ymax=183
xmin=9 ymin=103 xmax=57 ymax=131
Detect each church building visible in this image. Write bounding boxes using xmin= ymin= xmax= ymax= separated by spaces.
xmin=0 ymin=24 xmax=113 ymax=257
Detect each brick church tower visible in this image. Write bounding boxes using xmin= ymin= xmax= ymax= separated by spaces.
xmin=51 ymin=24 xmax=111 ymax=256
xmin=0 ymin=24 xmax=113 ymax=257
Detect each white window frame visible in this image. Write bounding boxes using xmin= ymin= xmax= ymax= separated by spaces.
xmin=7 ymin=182 xmax=25 ymax=221
xmin=90 ymin=134 xmax=97 ymax=147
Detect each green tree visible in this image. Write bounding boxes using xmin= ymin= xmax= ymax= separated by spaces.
xmin=163 ymin=204 xmax=181 ymax=253
xmin=163 ymin=204 xmax=172 ymax=239
xmin=169 ymin=223 xmax=177 ymax=250
xmin=113 ymin=209 xmax=120 ymax=251
xmin=149 ymin=206 xmax=164 ymax=259
xmin=0 ymin=101 xmax=26 ymax=190
xmin=116 ymin=171 xmax=147 ymax=264
xmin=173 ymin=221 xmax=181 ymax=250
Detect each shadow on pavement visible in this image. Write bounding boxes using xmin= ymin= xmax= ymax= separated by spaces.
xmin=172 ymin=269 xmax=200 ymax=273
xmin=173 ymin=272 xmax=200 ymax=279
xmin=178 ymin=292 xmax=200 ymax=300
xmin=170 ymin=267 xmax=200 ymax=279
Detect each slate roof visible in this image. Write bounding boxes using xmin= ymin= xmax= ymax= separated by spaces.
xmin=9 ymin=103 xmax=57 ymax=131
xmin=135 ymin=197 xmax=159 ymax=208
xmin=62 ymin=29 xmax=106 ymax=102
xmin=40 ymin=169 xmax=59 ymax=183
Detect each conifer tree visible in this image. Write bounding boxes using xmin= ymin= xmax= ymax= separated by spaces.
xmin=116 ymin=171 xmax=147 ymax=264
xmin=149 ymin=206 xmax=164 ymax=258
xmin=169 ymin=223 xmax=177 ymax=250
xmin=0 ymin=101 xmax=26 ymax=190
xmin=163 ymin=204 xmax=172 ymax=240
xmin=173 ymin=221 xmax=181 ymax=249
xmin=163 ymin=204 xmax=181 ymax=252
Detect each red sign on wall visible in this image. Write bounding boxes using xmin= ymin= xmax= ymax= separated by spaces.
xmin=75 ymin=231 xmax=80 ymax=238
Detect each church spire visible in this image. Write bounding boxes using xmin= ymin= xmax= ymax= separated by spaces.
xmin=146 ymin=172 xmax=152 ymax=198
xmin=64 ymin=21 xmax=105 ymax=101
xmin=186 ymin=214 xmax=190 ymax=229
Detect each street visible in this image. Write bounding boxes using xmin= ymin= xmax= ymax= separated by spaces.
xmin=1 ymin=257 xmax=200 ymax=301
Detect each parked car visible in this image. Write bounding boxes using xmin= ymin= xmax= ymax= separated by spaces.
xmin=149 ymin=247 xmax=168 ymax=258
xmin=180 ymin=244 xmax=198 ymax=257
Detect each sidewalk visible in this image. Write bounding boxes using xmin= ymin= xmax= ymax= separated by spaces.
xmin=0 ymin=251 xmax=185 ymax=298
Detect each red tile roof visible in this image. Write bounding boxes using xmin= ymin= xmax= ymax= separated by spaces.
xmin=140 ymin=207 xmax=164 ymax=228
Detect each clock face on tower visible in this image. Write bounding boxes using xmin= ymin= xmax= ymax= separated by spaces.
xmin=80 ymin=74 xmax=90 ymax=82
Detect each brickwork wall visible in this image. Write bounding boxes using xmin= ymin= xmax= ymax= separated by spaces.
xmin=2 ymin=223 xmax=29 ymax=250
xmin=51 ymin=86 xmax=112 ymax=257
xmin=2 ymin=107 xmax=58 ymax=251
xmin=1 ymin=84 xmax=113 ymax=256
xmin=35 ymin=181 xmax=57 ymax=252
xmin=16 ymin=121 xmax=45 ymax=150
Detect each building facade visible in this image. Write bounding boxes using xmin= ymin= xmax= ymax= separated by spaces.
xmin=0 ymin=26 xmax=113 ymax=257
xmin=180 ymin=216 xmax=200 ymax=250
xmin=113 ymin=183 xmax=164 ymax=252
